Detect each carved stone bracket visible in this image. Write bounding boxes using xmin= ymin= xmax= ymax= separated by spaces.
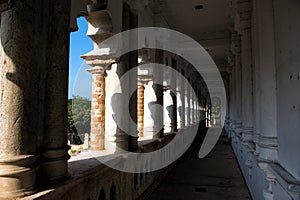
xmin=234 ymin=0 xmax=252 ymax=34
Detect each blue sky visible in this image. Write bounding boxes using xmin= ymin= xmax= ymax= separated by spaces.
xmin=69 ymin=17 xmax=93 ymax=99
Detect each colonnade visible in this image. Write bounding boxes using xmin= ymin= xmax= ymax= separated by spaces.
xmin=83 ymin=27 xmax=204 ymax=151
xmin=2 ymin=0 xmax=300 ymax=199
xmin=224 ymin=0 xmax=300 ymax=199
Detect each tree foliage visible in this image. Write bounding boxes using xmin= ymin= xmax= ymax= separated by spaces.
xmin=68 ymin=96 xmax=91 ymax=139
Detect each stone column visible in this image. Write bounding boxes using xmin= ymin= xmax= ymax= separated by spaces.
xmin=0 ymin=0 xmax=71 ymax=197
xmin=139 ymin=49 xmax=163 ymax=140
xmin=176 ymin=69 xmax=182 ymax=130
xmin=178 ymin=68 xmax=186 ymax=129
xmin=201 ymin=86 xmax=209 ymax=127
xmin=82 ymin=10 xmax=111 ymax=151
xmin=127 ymin=51 xmax=139 ymax=151
xmin=163 ymin=61 xmax=177 ymax=134
xmin=143 ymin=76 xmax=159 ymax=139
xmin=41 ymin=0 xmax=71 ymax=184
xmin=190 ymin=85 xmax=195 ymax=125
xmin=241 ymin=29 xmax=254 ymax=142
xmin=227 ymin=52 xmax=236 ymax=135
xmin=235 ymin=1 xmax=254 ymax=142
xmin=195 ymin=87 xmax=199 ymax=123
xmin=193 ymin=86 xmax=198 ymax=124
xmin=82 ymin=9 xmax=133 ymax=152
xmin=252 ymin=0 xmax=261 ymax=156
xmin=139 ymin=52 xmax=164 ymax=139
xmin=143 ymin=74 xmax=164 ymax=139
xmin=138 ymin=49 xmax=151 ymax=139
xmin=87 ymin=61 xmax=112 ymax=151
xmin=152 ymin=50 xmax=164 ymax=138
xmin=231 ymin=35 xmax=243 ymax=136
xmin=170 ymin=59 xmax=178 ymax=132
xmin=163 ymin=86 xmax=174 ymax=133
xmin=255 ymin=0 xmax=278 ymax=162
xmin=0 ymin=2 xmax=42 ymax=197
xmin=198 ymin=89 xmax=201 ymax=122
xmin=105 ymin=61 xmax=133 ymax=152
xmin=137 ymin=80 xmax=145 ymax=138
xmin=185 ymin=78 xmax=191 ymax=127
xmin=207 ymin=96 xmax=211 ymax=127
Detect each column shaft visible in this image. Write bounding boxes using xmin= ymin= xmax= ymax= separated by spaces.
xmin=163 ymin=87 xmax=174 ymax=133
xmin=185 ymin=80 xmax=191 ymax=127
xmin=41 ymin=1 xmax=71 ymax=183
xmin=190 ymin=87 xmax=195 ymax=125
xmin=105 ymin=61 xmax=130 ymax=152
xmin=241 ymin=29 xmax=254 ymax=142
xmin=152 ymin=64 xmax=164 ymax=138
xmin=176 ymin=81 xmax=183 ymax=129
xmin=179 ymin=69 xmax=186 ymax=129
xmin=256 ymin=0 xmax=278 ymax=162
xmin=137 ymin=84 xmax=145 ymax=138
xmin=89 ymin=68 xmax=106 ymax=150
xmin=170 ymin=61 xmax=178 ymax=132
xmin=0 ymin=2 xmax=41 ymax=196
xmin=233 ymin=41 xmax=243 ymax=135
xmin=252 ymin=0 xmax=261 ymax=155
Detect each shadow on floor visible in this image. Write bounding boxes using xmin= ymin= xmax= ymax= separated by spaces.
xmin=148 ymin=126 xmax=252 ymax=200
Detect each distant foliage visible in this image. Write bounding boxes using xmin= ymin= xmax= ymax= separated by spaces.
xmin=68 ymin=96 xmax=91 ymax=143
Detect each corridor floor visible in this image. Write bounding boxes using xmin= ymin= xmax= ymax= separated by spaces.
xmin=148 ymin=130 xmax=251 ymax=200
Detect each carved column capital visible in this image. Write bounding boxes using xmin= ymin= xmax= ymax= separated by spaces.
xmin=138 ymin=75 xmax=153 ymax=86
xmin=83 ymin=54 xmax=119 ymax=73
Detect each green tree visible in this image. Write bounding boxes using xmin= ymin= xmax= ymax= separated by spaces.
xmin=68 ymin=96 xmax=91 ymax=144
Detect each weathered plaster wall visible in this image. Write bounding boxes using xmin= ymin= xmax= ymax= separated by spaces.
xmin=273 ymin=0 xmax=300 ymax=181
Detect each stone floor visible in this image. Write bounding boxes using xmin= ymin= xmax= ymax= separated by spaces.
xmin=148 ymin=130 xmax=252 ymax=200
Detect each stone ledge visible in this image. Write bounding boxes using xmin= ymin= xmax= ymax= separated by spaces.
xmin=20 ymin=152 xmax=109 ymax=200
xmin=230 ymin=129 xmax=300 ymax=200
xmin=269 ymin=163 xmax=300 ymax=198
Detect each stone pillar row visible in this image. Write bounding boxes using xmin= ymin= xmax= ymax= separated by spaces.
xmin=226 ymin=0 xmax=279 ymax=198
xmin=86 ymin=48 xmax=203 ymax=146
xmin=227 ymin=0 xmax=278 ymax=162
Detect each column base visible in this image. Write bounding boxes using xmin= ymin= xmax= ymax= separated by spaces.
xmin=233 ymin=122 xmax=243 ymax=137
xmin=0 ymin=155 xmax=39 ymax=199
xmin=242 ymin=126 xmax=254 ymax=142
xmin=129 ymin=135 xmax=139 ymax=152
xmin=143 ymin=126 xmax=163 ymax=140
xmin=253 ymin=133 xmax=260 ymax=156
xmin=106 ymin=133 xmax=129 ymax=153
xmin=40 ymin=147 xmax=70 ymax=184
xmin=258 ymin=136 xmax=278 ymax=162
xmin=90 ymin=134 xmax=105 ymax=151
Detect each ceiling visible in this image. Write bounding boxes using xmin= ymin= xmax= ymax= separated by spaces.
xmin=149 ymin=0 xmax=235 ymax=64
